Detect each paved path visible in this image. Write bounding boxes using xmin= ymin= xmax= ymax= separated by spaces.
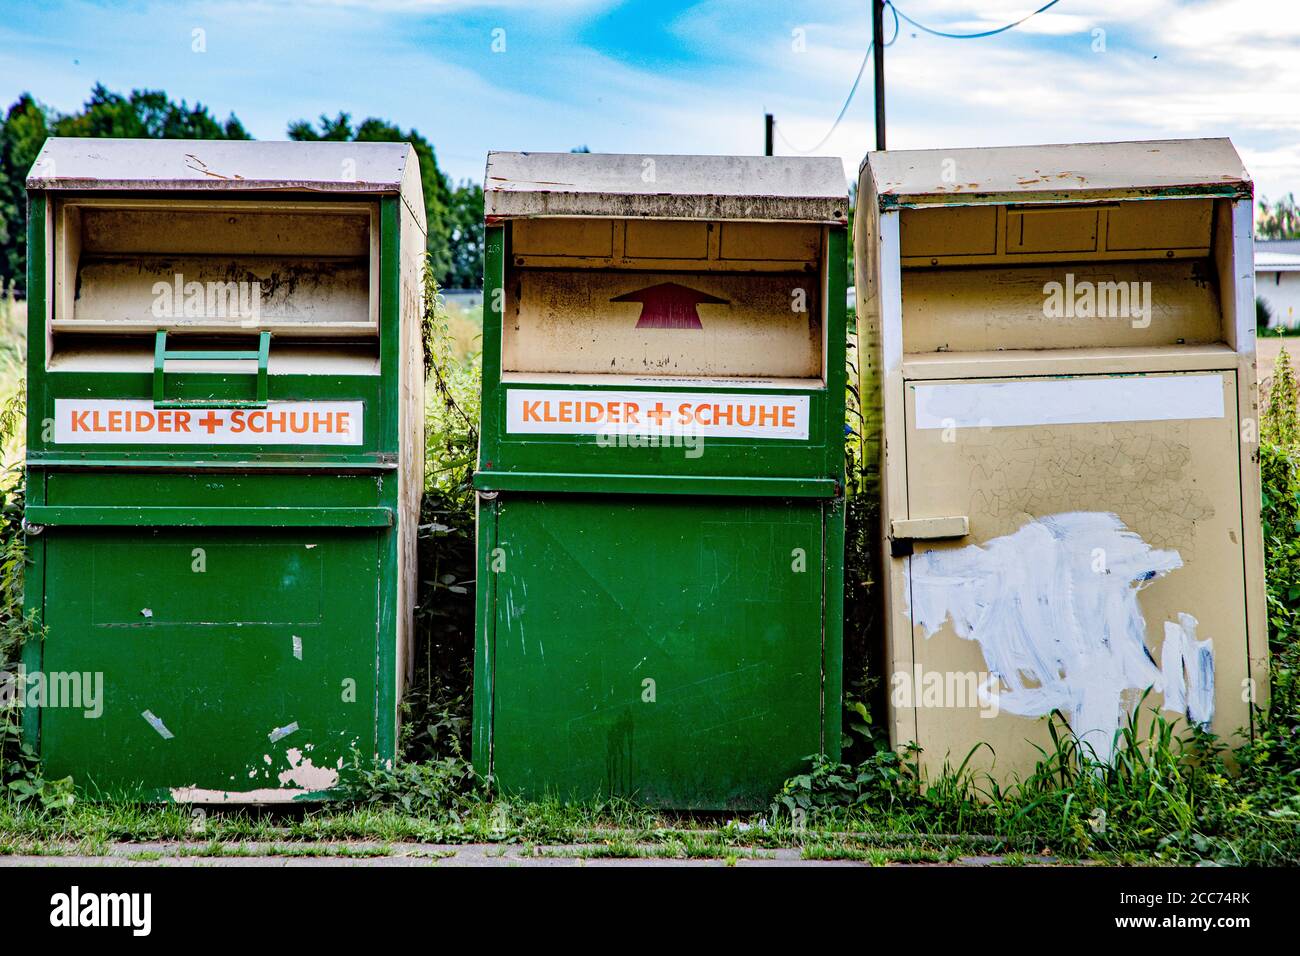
xmin=0 ymin=841 xmax=1056 ymax=866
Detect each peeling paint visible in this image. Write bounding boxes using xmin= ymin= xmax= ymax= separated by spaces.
xmin=907 ymin=512 xmax=1208 ymax=763
xmin=141 ymin=710 xmax=174 ymax=739
xmin=277 ymin=747 xmax=340 ymax=791
xmin=169 ymin=786 xmax=313 ymax=804
xmin=268 ymin=721 xmax=299 ymax=743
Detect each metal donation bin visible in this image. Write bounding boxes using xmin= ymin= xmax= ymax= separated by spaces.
xmin=474 ymin=151 xmax=848 ymax=808
xmin=855 ymin=138 xmax=1267 ymax=781
xmin=23 ymin=138 xmax=426 ymax=801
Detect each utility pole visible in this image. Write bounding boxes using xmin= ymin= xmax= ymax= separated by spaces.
xmin=764 ymin=113 xmax=774 ymax=156
xmin=872 ymin=0 xmax=886 ymax=150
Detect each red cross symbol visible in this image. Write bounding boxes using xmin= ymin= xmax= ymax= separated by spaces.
xmin=198 ymin=411 xmax=223 ymax=434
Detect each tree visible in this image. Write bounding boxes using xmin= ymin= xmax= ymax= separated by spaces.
xmin=288 ymin=113 xmax=468 ymax=284
xmin=52 ymin=83 xmax=248 ymax=141
xmin=0 ymin=94 xmax=51 ymax=292
xmin=0 ymin=90 xmax=486 ymax=295
xmin=445 ymin=181 xmax=484 ymax=290
xmin=0 ymin=85 xmax=249 ymax=295
xmin=1257 ymin=193 xmax=1300 ymax=240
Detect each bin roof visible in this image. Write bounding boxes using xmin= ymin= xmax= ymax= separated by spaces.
xmin=485 ymin=151 xmax=848 ymax=223
xmin=27 ymin=137 xmax=426 ymax=227
xmin=863 ymin=138 xmax=1251 ymax=208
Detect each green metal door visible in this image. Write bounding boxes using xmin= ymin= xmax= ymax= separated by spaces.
xmin=484 ymin=494 xmax=826 ymax=809
xmin=40 ymin=527 xmax=379 ymax=801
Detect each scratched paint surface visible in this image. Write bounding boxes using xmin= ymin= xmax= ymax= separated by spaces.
xmin=489 ymin=495 xmax=825 ymax=809
xmin=40 ymin=527 xmax=379 ymax=799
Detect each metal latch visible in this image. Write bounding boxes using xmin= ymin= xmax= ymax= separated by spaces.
xmin=889 ymin=516 xmax=969 ymax=557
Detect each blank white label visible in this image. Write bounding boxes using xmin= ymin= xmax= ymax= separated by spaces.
xmin=914 ymin=375 xmax=1225 ymax=430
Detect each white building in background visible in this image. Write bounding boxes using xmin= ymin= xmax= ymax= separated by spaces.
xmin=1256 ymin=239 xmax=1300 ymax=330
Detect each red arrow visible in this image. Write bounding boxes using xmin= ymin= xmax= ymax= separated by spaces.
xmin=611 ymin=282 xmax=729 ymax=329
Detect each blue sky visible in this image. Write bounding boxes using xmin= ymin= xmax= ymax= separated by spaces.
xmin=0 ymin=0 xmax=1297 ymax=201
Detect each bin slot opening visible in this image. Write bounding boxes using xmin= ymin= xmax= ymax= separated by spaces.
xmin=50 ymin=199 xmax=380 ymax=347
xmin=897 ymin=197 xmax=1239 ymax=355
xmin=503 ymin=217 xmax=828 ymax=381
xmin=901 ymin=258 xmax=1225 ymax=353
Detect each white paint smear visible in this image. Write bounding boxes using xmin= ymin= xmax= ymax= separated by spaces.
xmin=1161 ymin=613 xmax=1215 ymax=729
xmin=267 ymin=721 xmax=299 ymax=743
xmin=141 ymin=710 xmax=174 ymax=739
xmin=907 ymin=512 xmax=1211 ymax=763
xmin=914 ymin=375 xmax=1225 ymax=430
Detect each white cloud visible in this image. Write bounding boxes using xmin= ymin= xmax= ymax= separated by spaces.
xmin=0 ymin=0 xmax=1296 ymax=197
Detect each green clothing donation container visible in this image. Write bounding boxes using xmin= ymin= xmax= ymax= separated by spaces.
xmin=22 ymin=138 xmax=426 ymax=802
xmin=473 ymin=151 xmax=848 ymax=808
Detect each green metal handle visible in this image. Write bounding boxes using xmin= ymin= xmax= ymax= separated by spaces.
xmin=152 ymin=330 xmax=271 ymax=409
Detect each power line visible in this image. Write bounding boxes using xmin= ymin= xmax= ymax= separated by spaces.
xmin=775 ymin=0 xmax=1068 ymax=155
xmin=775 ymin=4 xmax=899 ymax=154
xmin=888 ymin=0 xmax=1066 ymax=40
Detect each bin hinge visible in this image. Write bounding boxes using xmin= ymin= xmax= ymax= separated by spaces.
xmin=20 ymin=516 xmax=44 ymax=536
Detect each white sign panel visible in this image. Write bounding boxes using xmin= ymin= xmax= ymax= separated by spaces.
xmin=53 ymin=400 xmax=364 ymax=445
xmin=914 ymin=375 xmax=1225 ymax=430
xmin=505 ymin=389 xmax=810 ymax=440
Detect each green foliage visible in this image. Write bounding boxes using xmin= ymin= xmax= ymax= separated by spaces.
xmin=1258 ymin=193 xmax=1300 ymax=240
xmin=772 ymin=747 xmax=919 ymax=821
xmin=355 ymin=261 xmax=483 ymax=813
xmin=1265 ymin=347 xmax=1299 ymax=447
xmin=0 ymin=85 xmax=251 ymax=296
xmin=0 ymin=384 xmax=71 ymax=810
xmin=287 ymin=112 xmax=483 ymax=290
xmin=0 ymin=94 xmax=51 ymax=293
xmin=352 ymin=755 xmax=482 ymax=821
xmin=445 ymin=181 xmax=485 ymax=291
xmin=0 ymin=89 xmax=483 ymax=297
xmin=1258 ymin=295 xmax=1274 ymax=332
xmin=54 ymin=83 xmax=249 ymax=141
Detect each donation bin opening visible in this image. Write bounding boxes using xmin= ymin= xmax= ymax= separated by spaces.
xmin=856 ymin=138 xmax=1267 ymax=782
xmin=474 ymin=151 xmax=849 ymax=808
xmin=23 ymin=138 xmax=426 ymax=801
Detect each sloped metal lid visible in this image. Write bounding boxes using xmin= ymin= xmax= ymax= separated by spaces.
xmin=485 ymin=151 xmax=848 ymax=223
xmin=864 ymin=138 xmax=1251 ymax=207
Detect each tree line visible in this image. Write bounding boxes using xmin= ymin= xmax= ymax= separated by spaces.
xmin=0 ymin=84 xmax=485 ymax=295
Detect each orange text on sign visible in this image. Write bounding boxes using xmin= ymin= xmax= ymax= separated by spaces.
xmin=70 ymin=408 xmax=354 ymax=437
xmin=519 ymin=399 xmax=798 ymax=429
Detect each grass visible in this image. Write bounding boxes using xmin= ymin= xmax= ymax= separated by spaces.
xmin=0 ymin=275 xmax=1297 ymax=866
